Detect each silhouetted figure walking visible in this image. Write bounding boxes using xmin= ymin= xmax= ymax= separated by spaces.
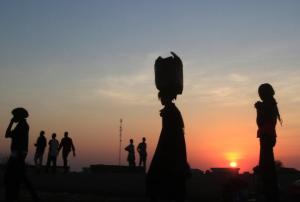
xmin=255 ymin=83 xmax=282 ymax=202
xmin=4 ymin=108 xmax=40 ymax=202
xmin=58 ymin=131 xmax=76 ymax=173
xmin=147 ymin=52 xmax=189 ymax=202
xmin=125 ymin=139 xmax=136 ymax=167
xmin=46 ymin=133 xmax=59 ymax=173
xmin=34 ymin=130 xmax=47 ymax=172
xmin=137 ymin=137 xmax=147 ymax=169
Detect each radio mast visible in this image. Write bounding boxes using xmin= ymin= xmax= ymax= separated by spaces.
xmin=118 ymin=118 xmax=123 ymax=165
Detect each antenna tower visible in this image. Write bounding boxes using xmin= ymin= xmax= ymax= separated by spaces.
xmin=118 ymin=118 xmax=123 ymax=165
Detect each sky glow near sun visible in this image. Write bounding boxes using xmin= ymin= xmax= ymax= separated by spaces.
xmin=230 ymin=161 xmax=238 ymax=168
xmin=0 ymin=1 xmax=300 ymax=172
xmin=225 ymin=152 xmax=241 ymax=161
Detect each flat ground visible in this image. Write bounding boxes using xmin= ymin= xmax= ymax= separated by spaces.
xmin=0 ymin=169 xmax=299 ymax=202
xmin=0 ymin=170 xmax=224 ymax=202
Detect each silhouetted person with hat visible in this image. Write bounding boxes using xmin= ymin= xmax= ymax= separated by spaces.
xmin=46 ymin=133 xmax=59 ymax=173
xmin=34 ymin=130 xmax=47 ymax=172
xmin=4 ymin=108 xmax=40 ymax=202
xmin=58 ymin=131 xmax=76 ymax=173
xmin=137 ymin=137 xmax=147 ymax=169
xmin=125 ymin=139 xmax=136 ymax=167
xmin=255 ymin=83 xmax=282 ymax=202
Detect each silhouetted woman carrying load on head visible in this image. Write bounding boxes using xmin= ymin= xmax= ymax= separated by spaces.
xmin=147 ymin=52 xmax=190 ymax=202
xmin=4 ymin=108 xmax=40 ymax=202
xmin=255 ymin=83 xmax=282 ymax=202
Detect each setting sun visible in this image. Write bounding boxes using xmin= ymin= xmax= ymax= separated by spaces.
xmin=230 ymin=161 xmax=238 ymax=168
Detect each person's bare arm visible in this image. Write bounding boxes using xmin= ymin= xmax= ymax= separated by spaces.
xmin=5 ymin=118 xmax=15 ymax=138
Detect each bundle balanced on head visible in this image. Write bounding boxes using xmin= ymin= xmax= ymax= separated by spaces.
xmin=146 ymin=52 xmax=190 ymax=202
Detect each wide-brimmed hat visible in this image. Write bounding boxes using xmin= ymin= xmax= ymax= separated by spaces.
xmin=11 ymin=107 xmax=29 ymax=118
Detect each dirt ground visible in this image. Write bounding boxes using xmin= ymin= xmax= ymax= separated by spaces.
xmin=0 ymin=168 xmax=299 ymax=202
xmin=0 ymin=170 xmax=221 ymax=202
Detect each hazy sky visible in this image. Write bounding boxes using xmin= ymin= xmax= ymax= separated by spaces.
xmin=0 ymin=0 xmax=299 ymax=171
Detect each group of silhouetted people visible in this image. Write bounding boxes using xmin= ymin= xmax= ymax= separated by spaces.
xmin=34 ymin=131 xmax=76 ymax=174
xmin=4 ymin=108 xmax=76 ymax=201
xmin=3 ymin=52 xmax=282 ymax=202
xmin=125 ymin=137 xmax=147 ymax=169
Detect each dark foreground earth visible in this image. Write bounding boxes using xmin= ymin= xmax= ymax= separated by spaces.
xmin=0 ymin=169 xmax=219 ymax=202
xmin=0 ymin=167 xmax=299 ymax=202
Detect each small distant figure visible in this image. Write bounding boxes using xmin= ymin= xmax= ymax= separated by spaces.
xmin=4 ymin=108 xmax=40 ymax=202
xmin=125 ymin=139 xmax=136 ymax=167
xmin=34 ymin=130 xmax=47 ymax=172
xmin=58 ymin=131 xmax=76 ymax=173
xmin=137 ymin=137 xmax=147 ymax=169
xmin=46 ymin=133 xmax=59 ymax=174
xmin=255 ymin=83 xmax=282 ymax=202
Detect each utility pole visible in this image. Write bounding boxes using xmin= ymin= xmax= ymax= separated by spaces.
xmin=118 ymin=118 xmax=123 ymax=166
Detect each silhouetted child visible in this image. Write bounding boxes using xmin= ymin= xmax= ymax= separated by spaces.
xmin=125 ymin=139 xmax=136 ymax=167
xmin=34 ymin=130 xmax=47 ymax=172
xmin=255 ymin=83 xmax=282 ymax=202
xmin=46 ymin=133 xmax=59 ymax=173
xmin=146 ymin=92 xmax=189 ymax=202
xmin=137 ymin=137 xmax=147 ymax=169
xmin=4 ymin=108 xmax=40 ymax=202
xmin=58 ymin=131 xmax=76 ymax=173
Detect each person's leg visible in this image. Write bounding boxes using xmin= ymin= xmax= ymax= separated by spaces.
xmin=35 ymin=153 xmax=42 ymax=172
xmin=265 ymin=149 xmax=279 ymax=202
xmin=12 ymin=155 xmax=26 ymax=202
xmin=139 ymin=155 xmax=142 ymax=167
xmin=62 ymin=154 xmax=67 ymax=169
xmin=260 ymin=138 xmax=278 ymax=202
xmin=46 ymin=154 xmax=51 ymax=173
xmin=62 ymin=151 xmax=69 ymax=172
xmin=142 ymin=156 xmax=147 ymax=169
xmin=4 ymin=157 xmax=17 ymax=202
xmin=39 ymin=153 xmax=44 ymax=167
xmin=20 ymin=155 xmax=40 ymax=202
xmin=23 ymin=175 xmax=40 ymax=202
xmin=34 ymin=153 xmax=38 ymax=166
xmin=53 ymin=156 xmax=57 ymax=173
xmin=37 ymin=154 xmax=43 ymax=173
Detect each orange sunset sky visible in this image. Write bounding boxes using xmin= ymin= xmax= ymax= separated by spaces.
xmin=0 ymin=1 xmax=299 ymax=172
